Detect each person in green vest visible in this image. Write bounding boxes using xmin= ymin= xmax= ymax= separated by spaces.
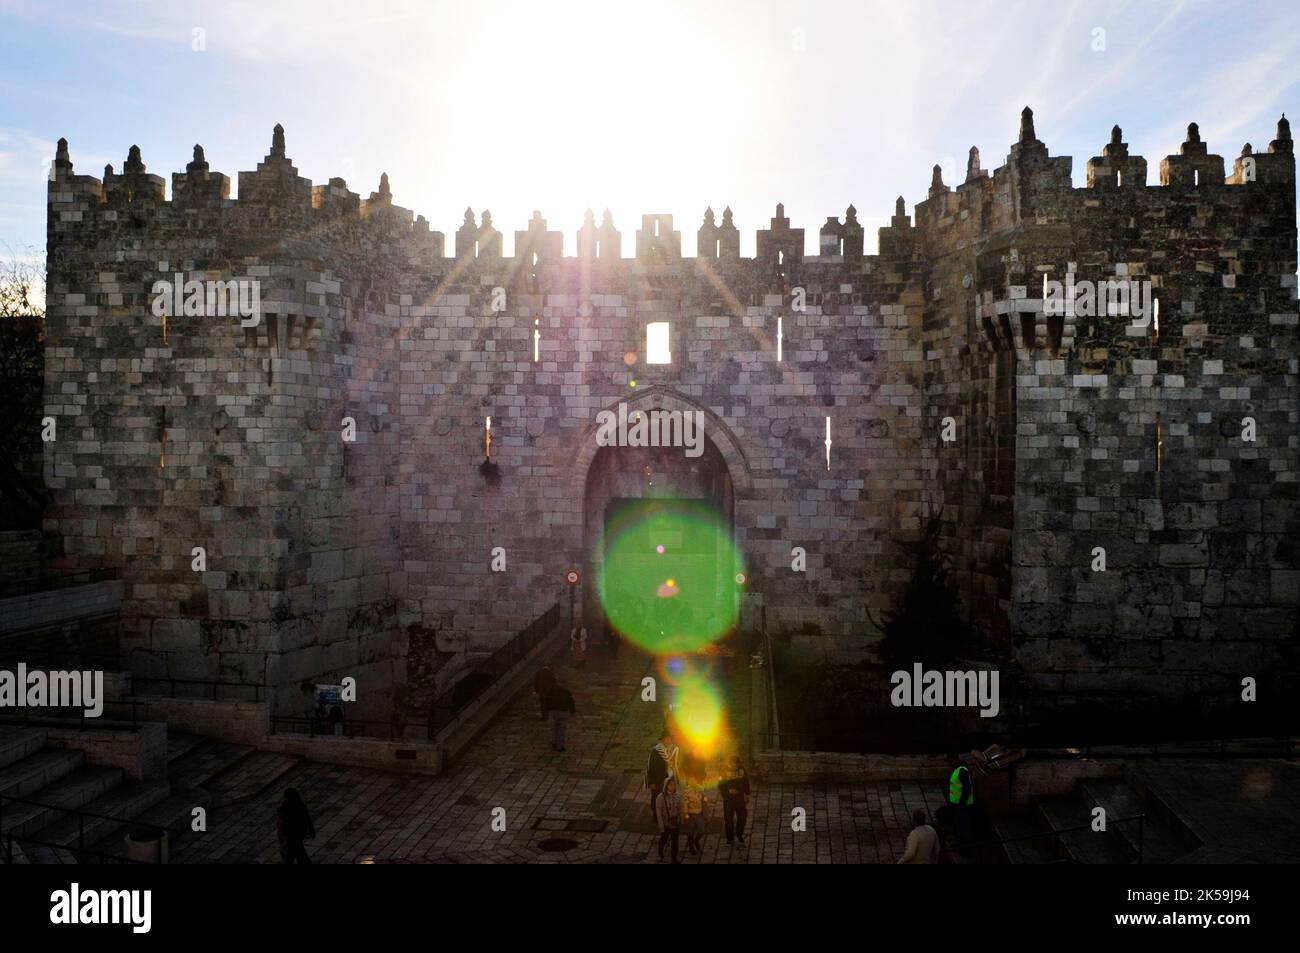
xmin=944 ymin=753 xmax=975 ymax=851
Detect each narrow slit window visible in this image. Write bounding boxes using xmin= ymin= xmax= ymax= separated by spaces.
xmin=777 ymin=314 xmax=784 ymax=362
xmin=485 ymin=416 xmax=492 ymax=458
xmin=1194 ymin=170 xmax=1199 ymax=187
xmin=824 ymin=416 xmax=832 ymax=470
xmin=715 ymin=239 xmax=721 ymax=258
xmin=1155 ymin=412 xmax=1162 ymax=473
xmin=1153 ymin=297 xmax=1160 ymax=343
xmin=533 ymin=317 xmax=540 ymax=362
xmin=646 ymin=322 xmax=671 ymax=364
xmin=1117 ymin=170 xmax=1123 ymax=187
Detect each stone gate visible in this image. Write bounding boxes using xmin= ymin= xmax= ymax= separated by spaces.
xmin=41 ymin=109 xmax=1299 ymax=724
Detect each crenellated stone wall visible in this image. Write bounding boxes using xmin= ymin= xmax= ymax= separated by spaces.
xmin=41 ymin=109 xmax=1298 ymax=726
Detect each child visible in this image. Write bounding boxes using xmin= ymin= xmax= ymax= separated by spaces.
xmin=656 ymin=777 xmax=684 ymax=863
xmin=682 ymin=773 xmax=709 ymax=856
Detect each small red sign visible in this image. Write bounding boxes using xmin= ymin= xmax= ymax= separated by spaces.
xmin=565 ymin=569 xmax=580 ymax=585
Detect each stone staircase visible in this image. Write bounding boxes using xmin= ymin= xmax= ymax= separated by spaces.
xmin=990 ymin=768 xmax=1202 ymax=864
xmin=0 ymin=724 xmax=301 ymax=864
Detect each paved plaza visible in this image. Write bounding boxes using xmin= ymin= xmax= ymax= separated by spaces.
xmin=169 ymin=645 xmax=942 ymax=864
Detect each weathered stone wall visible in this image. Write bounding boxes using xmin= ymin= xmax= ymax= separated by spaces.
xmin=42 ymin=110 xmax=1298 ymax=725
xmin=44 ymin=130 xmax=928 ymax=724
xmin=916 ymin=112 xmax=1299 ymax=716
xmin=0 ymin=530 xmax=43 ymax=588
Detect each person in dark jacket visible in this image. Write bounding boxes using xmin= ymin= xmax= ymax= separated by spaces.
xmin=277 ymin=787 xmax=315 ymax=864
xmin=545 ymin=678 xmax=576 ymax=751
xmin=533 ymin=665 xmax=556 ymax=721
xmin=656 ymin=777 xmax=684 ymax=863
xmin=718 ymin=755 xmax=751 ymax=845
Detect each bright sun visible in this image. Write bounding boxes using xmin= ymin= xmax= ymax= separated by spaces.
xmin=409 ymin=0 xmax=766 ymax=255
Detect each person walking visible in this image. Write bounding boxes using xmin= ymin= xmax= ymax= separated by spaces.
xmin=656 ymin=777 xmax=684 ymax=863
xmin=938 ymin=753 xmax=975 ymax=851
xmin=897 ymin=809 xmax=940 ymax=864
xmin=660 ymin=732 xmax=681 ymax=783
xmin=682 ymin=772 xmax=708 ymax=856
xmin=276 ymin=788 xmax=315 ymax=864
xmin=718 ymin=755 xmax=751 ymax=846
xmin=545 ymin=677 xmax=575 ymax=752
xmin=645 ymin=731 xmax=673 ymax=820
xmin=533 ymin=665 xmax=556 ymax=721
xmin=570 ymin=625 xmax=588 ymax=669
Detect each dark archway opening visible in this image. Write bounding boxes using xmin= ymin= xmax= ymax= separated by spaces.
xmin=581 ymin=434 xmax=735 ymax=650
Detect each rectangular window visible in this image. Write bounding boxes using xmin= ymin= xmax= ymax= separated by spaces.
xmin=646 ymin=322 xmax=671 ymax=364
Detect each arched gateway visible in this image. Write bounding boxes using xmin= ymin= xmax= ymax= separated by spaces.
xmin=575 ymin=388 xmax=752 ymax=647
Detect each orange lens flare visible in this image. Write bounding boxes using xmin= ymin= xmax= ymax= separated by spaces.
xmin=668 ymin=677 xmax=726 ymax=762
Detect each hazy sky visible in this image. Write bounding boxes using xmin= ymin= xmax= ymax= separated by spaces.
xmin=2 ymin=0 xmax=1298 ymax=262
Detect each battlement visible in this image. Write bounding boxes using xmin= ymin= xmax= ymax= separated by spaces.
xmin=49 ymin=109 xmax=1296 ymax=289
xmin=39 ymin=107 xmax=1300 ymax=722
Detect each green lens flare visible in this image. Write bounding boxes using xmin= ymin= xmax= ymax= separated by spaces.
xmin=598 ymin=503 xmax=743 ymax=654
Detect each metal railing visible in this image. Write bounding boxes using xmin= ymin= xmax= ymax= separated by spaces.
xmin=428 ymin=602 xmax=561 ymax=737
xmin=758 ymin=726 xmax=1298 ymax=758
xmin=269 ymin=715 xmax=408 ymax=740
xmin=0 ymin=699 xmax=143 ymax=731
xmin=0 ymin=647 xmax=123 ymax=670
xmin=0 ymin=792 xmax=173 ymax=864
xmin=2 ymin=833 xmax=148 ymax=865
xmin=950 ymin=813 xmax=1147 ymax=864
xmin=265 ymin=603 xmax=563 ymax=742
xmin=131 ymin=676 xmax=265 ymax=703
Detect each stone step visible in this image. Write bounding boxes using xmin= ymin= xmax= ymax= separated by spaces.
xmin=1081 ymin=778 xmax=1188 ymax=864
xmin=990 ymin=812 xmax=1062 ymax=864
xmin=118 ymin=792 xmax=207 ymax=843
xmin=168 ymin=740 xmax=255 ymax=790
xmin=16 ymin=841 xmax=79 ymax=864
xmin=166 ymin=731 xmax=205 ymax=764
xmin=206 ymin=751 xmax=300 ymax=805
xmin=1037 ymin=795 xmax=1132 ymax=864
xmin=0 ymin=765 xmax=124 ymax=839
xmin=1121 ymin=762 xmax=1210 ymax=855
xmin=0 ymin=748 xmax=85 ymax=800
xmin=32 ymin=780 xmax=171 ymax=857
xmin=0 ymin=726 xmax=47 ymax=770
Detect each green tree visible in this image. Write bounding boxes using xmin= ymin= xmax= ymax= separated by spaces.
xmin=0 ymin=245 xmax=46 ymax=528
xmin=874 ymin=513 xmax=970 ymax=669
